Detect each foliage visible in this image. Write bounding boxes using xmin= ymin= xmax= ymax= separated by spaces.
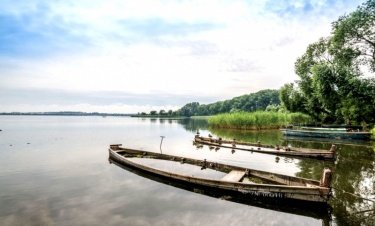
xmin=178 ymin=89 xmax=280 ymax=117
xmin=331 ymin=0 xmax=375 ymax=72
xmin=280 ymin=0 xmax=375 ymax=124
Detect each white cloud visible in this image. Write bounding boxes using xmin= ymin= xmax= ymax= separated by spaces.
xmin=0 ymin=0 xmax=365 ymax=112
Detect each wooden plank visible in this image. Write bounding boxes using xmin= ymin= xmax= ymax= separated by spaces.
xmin=305 ymin=183 xmax=318 ymax=188
xmin=221 ymin=170 xmax=246 ymax=182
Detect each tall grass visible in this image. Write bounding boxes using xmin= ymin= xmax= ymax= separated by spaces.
xmin=208 ymin=111 xmax=312 ymax=130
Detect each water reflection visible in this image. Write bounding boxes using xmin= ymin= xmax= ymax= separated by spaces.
xmin=179 ymin=118 xmax=209 ymax=132
xmin=1 ymin=116 xmax=374 ymax=226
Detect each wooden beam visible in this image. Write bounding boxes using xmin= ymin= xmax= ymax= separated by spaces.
xmin=221 ymin=170 xmax=246 ymax=182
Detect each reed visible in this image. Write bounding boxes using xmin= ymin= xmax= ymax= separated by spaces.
xmin=208 ymin=111 xmax=312 ymax=130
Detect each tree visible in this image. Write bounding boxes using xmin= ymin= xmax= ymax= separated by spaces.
xmin=331 ymin=0 xmax=375 ymax=72
xmin=279 ymin=83 xmax=306 ymax=114
xmin=177 ymin=90 xmax=280 ymax=116
xmin=288 ymin=0 xmax=375 ymax=124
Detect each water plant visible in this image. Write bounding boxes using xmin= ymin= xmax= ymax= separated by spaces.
xmin=208 ymin=111 xmax=312 ymax=130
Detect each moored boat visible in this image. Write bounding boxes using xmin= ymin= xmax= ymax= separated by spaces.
xmin=194 ymin=135 xmax=336 ymax=160
xmin=109 ymin=144 xmax=333 ymax=203
xmin=280 ymin=128 xmax=372 ymax=140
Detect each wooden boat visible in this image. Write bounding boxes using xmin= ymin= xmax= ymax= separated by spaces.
xmin=194 ymin=135 xmax=336 ymax=160
xmin=109 ymin=144 xmax=332 ymax=203
xmin=282 ymin=135 xmax=373 ymax=147
xmin=280 ymin=128 xmax=372 ymax=140
xmin=300 ymin=127 xmax=347 ymax=132
xmin=109 ymin=156 xmax=332 ymax=223
xmin=322 ymin=124 xmax=363 ymax=130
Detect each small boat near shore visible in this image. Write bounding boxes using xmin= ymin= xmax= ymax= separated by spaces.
xmin=194 ymin=135 xmax=336 ymax=160
xmin=282 ymin=135 xmax=373 ymax=147
xmin=109 ymin=144 xmax=333 ymax=203
xmin=280 ymin=126 xmax=372 ymax=140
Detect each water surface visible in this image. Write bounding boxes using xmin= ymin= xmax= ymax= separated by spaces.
xmin=0 ymin=116 xmax=374 ymax=225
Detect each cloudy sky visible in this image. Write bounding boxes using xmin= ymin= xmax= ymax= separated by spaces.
xmin=0 ymin=0 xmax=365 ymax=113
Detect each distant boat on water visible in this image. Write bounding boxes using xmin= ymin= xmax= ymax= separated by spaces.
xmin=280 ymin=124 xmax=372 ymax=140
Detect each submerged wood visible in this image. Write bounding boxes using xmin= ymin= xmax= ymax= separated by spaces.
xmin=109 ymin=144 xmax=332 ymax=203
xmin=194 ymin=135 xmax=336 ymax=160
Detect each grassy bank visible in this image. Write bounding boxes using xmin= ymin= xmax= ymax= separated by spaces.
xmin=208 ymin=111 xmax=312 ymax=130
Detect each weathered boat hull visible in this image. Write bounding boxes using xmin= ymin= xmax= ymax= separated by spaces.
xmin=109 ymin=145 xmax=331 ymax=203
xmin=321 ymin=124 xmax=363 ymax=130
xmin=194 ymin=136 xmax=335 ymax=160
xmin=109 ymin=157 xmax=332 ymax=222
xmin=280 ymin=129 xmax=372 ymax=140
xmin=282 ymin=135 xmax=373 ymax=146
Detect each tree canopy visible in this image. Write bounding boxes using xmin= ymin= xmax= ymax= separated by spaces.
xmin=280 ymin=0 xmax=375 ymax=124
xmin=177 ymin=89 xmax=280 ymax=117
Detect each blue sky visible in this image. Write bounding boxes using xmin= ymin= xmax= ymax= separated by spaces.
xmin=0 ymin=0 xmax=365 ymax=113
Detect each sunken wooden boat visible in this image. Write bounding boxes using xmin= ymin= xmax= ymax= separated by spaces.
xmin=109 ymin=156 xmax=332 ymax=223
xmin=194 ymin=135 xmax=336 ymax=160
xmin=280 ymin=127 xmax=372 ymax=140
xmin=109 ymin=144 xmax=332 ymax=203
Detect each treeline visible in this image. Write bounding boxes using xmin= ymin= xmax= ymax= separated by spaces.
xmin=0 ymin=112 xmax=133 ymax=116
xmin=176 ymin=89 xmax=280 ymax=117
xmin=280 ymin=0 xmax=375 ymax=125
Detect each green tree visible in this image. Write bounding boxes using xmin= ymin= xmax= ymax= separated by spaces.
xmin=279 ymin=83 xmax=306 ymax=114
xmin=331 ymin=0 xmax=375 ymax=72
xmin=288 ymin=0 xmax=375 ymax=124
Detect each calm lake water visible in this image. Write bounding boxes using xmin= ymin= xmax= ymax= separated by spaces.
xmin=0 ymin=116 xmax=374 ymax=226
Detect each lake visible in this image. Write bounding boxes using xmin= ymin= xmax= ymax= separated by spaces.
xmin=0 ymin=116 xmax=374 ymax=225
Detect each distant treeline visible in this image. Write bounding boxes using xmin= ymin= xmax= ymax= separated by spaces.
xmin=0 ymin=111 xmax=134 ymax=116
xmin=176 ymin=89 xmax=280 ymax=117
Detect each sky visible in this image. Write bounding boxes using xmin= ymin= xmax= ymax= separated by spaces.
xmin=0 ymin=0 xmax=366 ymax=113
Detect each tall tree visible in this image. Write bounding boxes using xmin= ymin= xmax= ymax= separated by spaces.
xmin=331 ymin=0 xmax=375 ymax=72
xmin=290 ymin=0 xmax=375 ymax=124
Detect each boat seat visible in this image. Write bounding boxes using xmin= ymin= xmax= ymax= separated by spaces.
xmin=305 ymin=183 xmax=318 ymax=188
xmin=221 ymin=170 xmax=246 ymax=182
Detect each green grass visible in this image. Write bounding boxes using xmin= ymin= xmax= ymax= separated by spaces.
xmin=208 ymin=111 xmax=312 ymax=130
